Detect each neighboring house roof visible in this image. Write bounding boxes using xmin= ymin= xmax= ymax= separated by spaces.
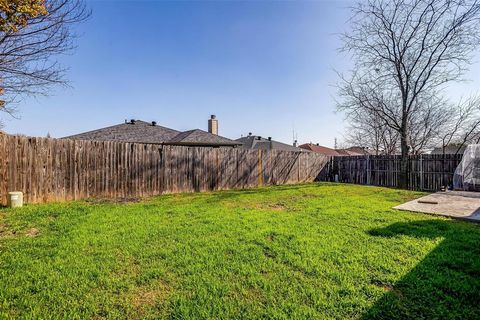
xmin=299 ymin=144 xmax=340 ymax=156
xmin=340 ymin=146 xmax=375 ymax=156
xmin=64 ymin=120 xmax=179 ymax=144
xmin=430 ymin=144 xmax=467 ymax=155
xmin=64 ymin=120 xmax=241 ymax=147
xmin=299 ymin=144 xmax=375 ymax=156
xmin=236 ymin=135 xmax=307 ymax=152
xmin=166 ymin=129 xmax=241 ymax=146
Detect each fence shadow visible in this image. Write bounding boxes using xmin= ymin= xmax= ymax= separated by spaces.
xmin=364 ymin=220 xmax=480 ymax=319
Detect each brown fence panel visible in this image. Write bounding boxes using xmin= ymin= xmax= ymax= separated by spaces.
xmin=319 ymin=154 xmax=463 ymax=191
xmin=0 ymin=134 xmax=330 ymax=205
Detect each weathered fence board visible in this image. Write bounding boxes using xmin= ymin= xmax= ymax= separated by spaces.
xmin=319 ymin=154 xmax=463 ymax=191
xmin=0 ymin=134 xmax=330 ymax=205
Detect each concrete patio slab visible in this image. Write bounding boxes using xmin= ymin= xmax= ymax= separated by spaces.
xmin=394 ymin=191 xmax=480 ymax=222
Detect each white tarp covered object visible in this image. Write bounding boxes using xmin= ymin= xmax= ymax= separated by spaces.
xmin=453 ymin=144 xmax=480 ymax=191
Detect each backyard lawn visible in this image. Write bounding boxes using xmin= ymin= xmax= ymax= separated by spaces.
xmin=1 ymin=183 xmax=479 ymax=319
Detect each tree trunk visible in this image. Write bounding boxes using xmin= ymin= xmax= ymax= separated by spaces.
xmin=398 ymin=86 xmax=409 ymax=189
xmin=399 ymin=125 xmax=409 ymax=189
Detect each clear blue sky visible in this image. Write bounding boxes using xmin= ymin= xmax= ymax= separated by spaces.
xmin=2 ymin=0 xmax=480 ymax=147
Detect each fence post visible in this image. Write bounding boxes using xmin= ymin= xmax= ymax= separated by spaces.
xmin=366 ymin=155 xmax=370 ymax=185
xmin=257 ymin=149 xmax=263 ymax=187
xmin=420 ymin=154 xmax=424 ymax=191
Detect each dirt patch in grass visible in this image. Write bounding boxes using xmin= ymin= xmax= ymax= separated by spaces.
xmin=131 ymin=282 xmax=171 ymax=307
xmin=228 ymin=286 xmax=266 ymax=305
xmin=247 ymin=202 xmax=290 ymax=212
xmin=126 ymin=280 xmax=172 ymax=319
xmin=222 ymin=198 xmax=292 ymax=212
xmin=25 ymin=228 xmax=40 ymax=237
xmin=263 ymin=202 xmax=289 ymax=211
xmin=266 ymin=234 xmax=275 ymax=241
xmin=372 ymin=280 xmax=402 ymax=297
xmin=132 ymin=289 xmax=157 ymax=308
xmin=263 ymin=247 xmax=277 ymax=259
xmin=115 ymin=254 xmax=142 ymax=278
xmin=0 ymin=223 xmax=9 ymax=237
xmin=0 ymin=223 xmax=16 ymax=239
xmin=85 ymin=197 xmax=141 ymax=205
xmin=1 ymin=226 xmax=41 ymax=239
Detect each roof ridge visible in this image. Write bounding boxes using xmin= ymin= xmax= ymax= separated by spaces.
xmin=64 ymin=120 xmax=241 ymax=146
xmin=169 ymin=130 xmax=194 ymax=141
xmin=63 ymin=120 xmax=180 ymax=139
xmin=63 ymin=122 xmax=131 ymax=139
xmin=134 ymin=120 xmax=180 ymax=133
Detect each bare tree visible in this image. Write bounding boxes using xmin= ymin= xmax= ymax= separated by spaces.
xmin=406 ymin=93 xmax=451 ymax=154
xmin=342 ymin=89 xmax=480 ymax=155
xmin=0 ymin=0 xmax=89 ymax=121
xmin=437 ymin=95 xmax=480 ymax=154
xmin=338 ymin=0 xmax=480 ymax=188
xmin=343 ymin=102 xmax=399 ymax=155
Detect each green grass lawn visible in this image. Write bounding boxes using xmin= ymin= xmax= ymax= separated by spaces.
xmin=1 ymin=183 xmax=479 ymax=319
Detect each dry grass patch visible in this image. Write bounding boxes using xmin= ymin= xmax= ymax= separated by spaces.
xmin=25 ymin=228 xmax=40 ymax=237
xmin=131 ymin=280 xmax=171 ymax=308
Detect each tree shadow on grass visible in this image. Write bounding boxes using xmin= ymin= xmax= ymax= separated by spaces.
xmin=365 ymin=220 xmax=480 ymax=319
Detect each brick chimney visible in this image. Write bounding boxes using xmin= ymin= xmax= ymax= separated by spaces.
xmin=208 ymin=115 xmax=218 ymax=135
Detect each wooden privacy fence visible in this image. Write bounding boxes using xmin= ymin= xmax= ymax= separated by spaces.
xmin=319 ymin=154 xmax=463 ymax=191
xmin=0 ymin=134 xmax=330 ymax=205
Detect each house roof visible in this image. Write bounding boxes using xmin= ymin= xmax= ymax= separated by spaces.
xmin=236 ymin=135 xmax=307 ymax=152
xmin=64 ymin=120 xmax=241 ymax=147
xmin=299 ymin=144 xmax=374 ymax=156
xmin=166 ymin=129 xmax=242 ymax=146
xmin=342 ymin=146 xmax=375 ymax=156
xmin=299 ymin=144 xmax=340 ymax=156
xmin=64 ymin=120 xmax=180 ymax=144
xmin=430 ymin=144 xmax=467 ymax=154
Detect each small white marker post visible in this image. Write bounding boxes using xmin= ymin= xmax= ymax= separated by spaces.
xmin=7 ymin=191 xmax=23 ymax=208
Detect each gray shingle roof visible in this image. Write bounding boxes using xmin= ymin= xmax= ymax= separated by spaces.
xmin=167 ymin=129 xmax=241 ymax=146
xmin=430 ymin=144 xmax=466 ymax=154
xmin=236 ymin=135 xmax=307 ymax=152
xmin=63 ymin=120 xmax=241 ymax=147
xmin=64 ymin=120 xmax=180 ymax=144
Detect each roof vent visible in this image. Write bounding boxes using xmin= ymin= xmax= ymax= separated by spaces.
xmin=268 ymin=137 xmax=272 ymax=141
xmin=257 ymin=136 xmax=261 ymax=140
xmin=130 ymin=119 xmax=136 ymax=124
xmin=248 ymin=132 xmax=252 ymax=136
xmin=316 ymin=143 xmax=319 ymax=146
xmin=151 ymin=121 xmax=157 ymax=126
